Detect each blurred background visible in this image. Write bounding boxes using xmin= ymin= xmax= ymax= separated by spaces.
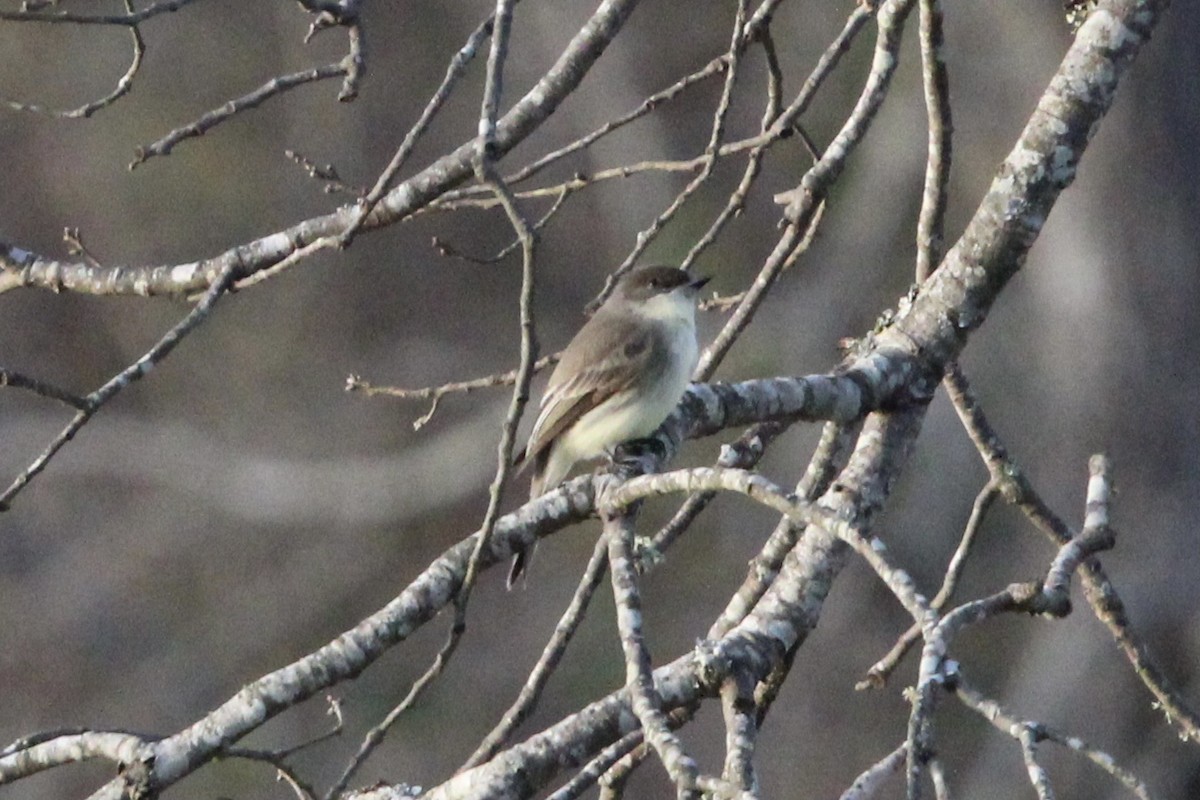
xmin=1 ymin=1 xmax=1197 ymax=798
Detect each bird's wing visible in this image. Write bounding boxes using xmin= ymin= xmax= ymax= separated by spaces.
xmin=515 ymin=313 xmax=660 ymax=470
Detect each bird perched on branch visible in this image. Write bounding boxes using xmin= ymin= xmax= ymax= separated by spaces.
xmin=509 ymin=265 xmax=710 ymax=587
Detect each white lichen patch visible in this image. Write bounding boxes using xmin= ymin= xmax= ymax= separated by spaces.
xmin=169 ymin=263 xmax=200 ymax=284
xmin=1083 ymin=8 xmax=1140 ymax=50
xmin=257 ymin=231 xmax=294 ymax=256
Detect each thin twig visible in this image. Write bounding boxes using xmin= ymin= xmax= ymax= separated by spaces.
xmin=678 ymin=21 xmax=783 ymax=274
xmin=225 ymin=751 xmax=319 ymax=800
xmin=323 ymin=646 xmax=455 ymax=800
xmin=857 ymin=478 xmax=1000 ymax=689
xmin=694 ymin=213 xmax=806 ymax=381
xmin=130 ymin=44 xmax=357 ymax=170
xmin=286 ymin=150 xmax=365 ymax=197
xmin=1018 ymin=724 xmax=1057 ymax=800
xmin=346 ymin=353 xmax=559 ymax=432
xmin=914 ymin=0 xmax=952 ymax=282
xmin=679 ymin=12 xmax=825 ymax=283
xmin=276 ymin=763 xmax=318 ymax=800
xmin=338 ymin=9 xmax=498 ymax=245
xmin=944 ymin=364 xmax=1200 ymax=744
xmin=432 ymin=186 xmax=570 ymax=265
xmin=2 ymin=0 xmax=143 ymax=117
xmin=707 ymin=0 xmax=904 ymax=378
xmin=62 ymin=227 xmax=104 ymax=269
xmin=709 ymin=421 xmax=859 ymax=639
xmin=596 ymin=711 xmax=696 ymax=799
xmin=469 ymin=0 xmax=784 ymax=199
xmin=906 ymin=455 xmax=1118 ymax=800
xmin=953 ymin=678 xmax=1156 ymax=800
xmin=225 ymin=695 xmax=343 ymax=762
xmin=649 ymin=421 xmax=787 ymax=556
xmin=0 ymin=0 xmax=196 ymax=25
xmin=0 ymin=368 xmax=88 ymax=410
xmin=431 ymin=157 xmax=708 ymax=212
xmin=689 ymin=60 xmax=837 ymax=370
xmin=220 ymin=236 xmax=343 ymax=295
xmin=546 ymin=730 xmax=645 ymax=800
xmin=590 ymin=0 xmax=751 ymax=307
xmin=0 ymin=262 xmax=240 ymax=511
xmin=326 ymin=6 xmax=536 ymax=792
xmin=453 ymin=0 xmax=539 ymax=656
xmin=502 ymin=62 xmax=723 ymax=192
xmin=462 ymin=534 xmax=610 ymax=769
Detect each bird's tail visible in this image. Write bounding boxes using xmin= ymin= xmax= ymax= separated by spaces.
xmin=506 ymin=463 xmax=548 ymax=589
xmin=506 ymin=543 xmax=537 ymax=589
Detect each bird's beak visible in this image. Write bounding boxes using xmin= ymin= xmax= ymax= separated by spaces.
xmin=689 ymin=275 xmax=711 ymax=291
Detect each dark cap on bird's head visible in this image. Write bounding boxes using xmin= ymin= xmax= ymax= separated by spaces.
xmin=615 ymin=265 xmax=710 ymax=302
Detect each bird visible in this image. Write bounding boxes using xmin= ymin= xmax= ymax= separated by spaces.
xmin=508 ymin=265 xmax=710 ymax=587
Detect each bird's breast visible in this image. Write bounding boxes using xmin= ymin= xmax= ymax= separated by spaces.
xmin=554 ymin=318 xmax=697 ymax=464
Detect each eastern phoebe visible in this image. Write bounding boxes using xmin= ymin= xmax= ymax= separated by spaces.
xmin=509 ymin=265 xmax=710 ymax=586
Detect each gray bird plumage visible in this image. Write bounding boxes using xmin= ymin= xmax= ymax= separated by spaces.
xmin=508 ymin=265 xmax=709 ymax=587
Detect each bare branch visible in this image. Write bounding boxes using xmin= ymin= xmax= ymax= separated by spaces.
xmin=719 ymin=669 xmax=758 ymax=794
xmin=945 ymin=365 xmax=1200 ymax=743
xmin=129 ymin=61 xmax=351 ymax=170
xmin=329 ymin=11 xmax=541 ymax=786
xmin=905 ymin=455 xmax=1118 ymax=800
xmin=546 ymin=730 xmax=643 ymax=800
xmin=225 ymin=695 xmax=343 ymax=762
xmin=1 ymin=0 xmax=144 ymax=118
xmin=1018 ymin=724 xmax=1057 ymax=800
xmin=0 ymin=262 xmax=240 ymax=510
xmin=954 ymin=679 xmax=1156 ymax=800
xmin=451 ymin=0 xmax=543 ymax=744
xmin=62 ymin=227 xmax=104 ymax=269
xmin=2 ymin=0 xmax=643 ymax=298
xmin=324 ymin=641 xmax=457 ymax=800
xmin=346 ymin=354 xmax=560 ymax=431
xmin=649 ymin=421 xmax=788 ymax=556
xmin=487 ymin=0 xmax=784 ymax=199
xmin=0 ymin=6 xmax=1175 ymax=797
xmin=0 ymin=367 xmax=88 ymax=410
xmin=694 ymin=199 xmax=824 ymax=376
xmin=0 ymin=0 xmax=198 ymax=25
xmin=837 ymin=743 xmax=906 ymax=800
xmin=337 ymin=9 xmax=497 ymax=245
xmin=601 ymin=0 xmax=750 ymax=289
xmin=602 ymin=511 xmax=700 ymax=796
xmin=463 ymin=534 xmax=610 ymax=769
xmin=710 ymin=420 xmax=859 ymax=639
xmin=857 ymin=478 xmax=1000 ymax=690
xmin=914 ymin=0 xmax=952 ymax=281
xmin=0 ymin=731 xmax=152 ymax=784
xmin=677 ymin=24 xmax=780 ymax=274
xmin=432 ymin=187 xmax=570 ymax=265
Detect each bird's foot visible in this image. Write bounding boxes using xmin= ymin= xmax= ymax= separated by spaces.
xmin=610 ymin=437 xmax=666 ymax=476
